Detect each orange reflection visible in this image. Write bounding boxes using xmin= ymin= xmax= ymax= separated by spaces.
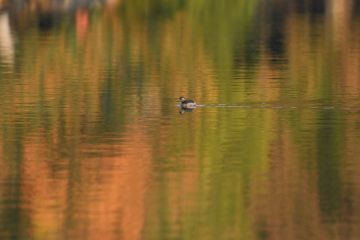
xmin=76 ymin=9 xmax=89 ymax=42
xmin=21 ymin=124 xmax=152 ymax=240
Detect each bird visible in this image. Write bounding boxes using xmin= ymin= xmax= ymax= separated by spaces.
xmin=179 ymin=96 xmax=197 ymax=109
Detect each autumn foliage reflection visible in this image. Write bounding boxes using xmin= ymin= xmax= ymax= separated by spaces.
xmin=0 ymin=0 xmax=360 ymax=239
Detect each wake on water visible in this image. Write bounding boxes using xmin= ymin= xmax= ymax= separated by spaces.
xmin=177 ymin=102 xmax=360 ymax=111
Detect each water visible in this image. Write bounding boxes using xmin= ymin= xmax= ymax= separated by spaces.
xmin=0 ymin=0 xmax=360 ymax=239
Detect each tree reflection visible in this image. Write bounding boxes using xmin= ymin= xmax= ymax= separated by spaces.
xmin=0 ymin=0 xmax=360 ymax=239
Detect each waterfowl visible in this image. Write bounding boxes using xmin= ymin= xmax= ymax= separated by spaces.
xmin=179 ymin=96 xmax=197 ymax=109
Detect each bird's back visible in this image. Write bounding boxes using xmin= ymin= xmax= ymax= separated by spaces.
xmin=182 ymin=99 xmax=195 ymax=104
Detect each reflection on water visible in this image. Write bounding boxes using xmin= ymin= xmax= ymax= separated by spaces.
xmin=1 ymin=0 xmax=360 ymax=239
xmin=0 ymin=13 xmax=13 ymax=65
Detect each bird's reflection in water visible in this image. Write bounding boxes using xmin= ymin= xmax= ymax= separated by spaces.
xmin=179 ymin=107 xmax=195 ymax=114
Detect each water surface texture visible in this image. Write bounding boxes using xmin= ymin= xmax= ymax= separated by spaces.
xmin=0 ymin=0 xmax=360 ymax=239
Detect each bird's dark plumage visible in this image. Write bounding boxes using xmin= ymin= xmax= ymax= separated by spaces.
xmin=179 ymin=96 xmax=196 ymax=109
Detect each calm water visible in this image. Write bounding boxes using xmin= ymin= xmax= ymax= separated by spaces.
xmin=1 ymin=0 xmax=360 ymax=239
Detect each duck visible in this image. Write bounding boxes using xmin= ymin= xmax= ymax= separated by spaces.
xmin=179 ymin=96 xmax=197 ymax=109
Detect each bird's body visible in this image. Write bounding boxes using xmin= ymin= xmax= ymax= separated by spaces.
xmin=179 ymin=96 xmax=197 ymax=109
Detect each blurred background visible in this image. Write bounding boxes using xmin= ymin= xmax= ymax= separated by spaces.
xmin=0 ymin=0 xmax=360 ymax=239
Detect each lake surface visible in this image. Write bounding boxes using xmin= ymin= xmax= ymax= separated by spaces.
xmin=1 ymin=0 xmax=360 ymax=239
